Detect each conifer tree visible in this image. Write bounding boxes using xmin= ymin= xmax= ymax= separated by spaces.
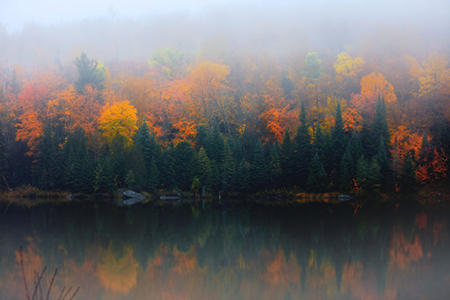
xmin=268 ymin=142 xmax=282 ymax=189
xmin=236 ymin=158 xmax=251 ymax=192
xmin=125 ymin=170 xmax=136 ymax=189
xmin=0 ymin=120 xmax=9 ymax=190
xmin=307 ymin=152 xmax=328 ymax=193
xmin=148 ymin=157 xmax=160 ymax=191
xmin=251 ymin=140 xmax=267 ymax=190
xmin=280 ymin=130 xmax=295 ymax=187
xmin=399 ymin=152 xmax=417 ymax=193
xmin=94 ymin=157 xmax=115 ymax=194
xmin=339 ymin=149 xmax=352 ymax=193
xmin=376 ymin=135 xmax=393 ymax=192
xmin=330 ymin=101 xmax=348 ymax=187
xmin=74 ymin=52 xmax=105 ymax=94
xmin=159 ymin=145 xmax=176 ymax=190
xmin=293 ymin=100 xmax=312 ymax=188
xmin=221 ymin=140 xmax=235 ymax=192
xmin=197 ymin=147 xmax=212 ymax=194
xmin=313 ymin=121 xmax=329 ymax=167
xmin=34 ymin=124 xmax=63 ymax=190
xmin=173 ymin=141 xmax=195 ymax=191
xmin=372 ymin=95 xmax=390 ymax=150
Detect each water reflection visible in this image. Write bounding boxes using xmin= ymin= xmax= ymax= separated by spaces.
xmin=1 ymin=201 xmax=449 ymax=299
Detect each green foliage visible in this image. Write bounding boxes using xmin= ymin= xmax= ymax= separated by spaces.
xmin=399 ymin=152 xmax=417 ymax=193
xmin=221 ymin=140 xmax=235 ymax=192
xmin=280 ymin=130 xmax=295 ymax=187
xmin=307 ymin=152 xmax=328 ymax=193
xmin=197 ymin=147 xmax=212 ymax=194
xmin=0 ymin=120 xmax=8 ymax=188
xmin=236 ymin=158 xmax=251 ymax=192
xmin=173 ymin=141 xmax=196 ymax=191
xmin=94 ymin=157 xmax=115 ymax=194
xmin=339 ymin=149 xmax=352 ymax=193
xmin=303 ymin=52 xmax=323 ymax=83
xmin=251 ymin=140 xmax=267 ymax=190
xmin=33 ymin=124 xmax=63 ymax=190
xmin=74 ymin=52 xmax=105 ymax=94
xmin=293 ymin=101 xmax=312 ymax=188
xmin=268 ymin=142 xmax=282 ymax=189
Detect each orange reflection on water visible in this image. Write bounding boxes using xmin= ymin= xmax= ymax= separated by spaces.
xmin=97 ymin=245 xmax=139 ymax=294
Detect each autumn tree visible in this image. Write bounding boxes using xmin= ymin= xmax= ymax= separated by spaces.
xmin=98 ymin=100 xmax=138 ymax=147
xmin=419 ymin=53 xmax=450 ymax=98
xmin=188 ymin=61 xmax=231 ymax=132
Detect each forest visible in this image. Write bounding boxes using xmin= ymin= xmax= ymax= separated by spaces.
xmin=0 ymin=26 xmax=450 ymax=196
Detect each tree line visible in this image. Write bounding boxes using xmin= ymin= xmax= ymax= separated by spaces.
xmin=0 ymin=49 xmax=449 ymax=195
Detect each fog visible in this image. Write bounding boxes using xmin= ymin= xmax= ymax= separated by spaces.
xmin=0 ymin=0 xmax=449 ymax=65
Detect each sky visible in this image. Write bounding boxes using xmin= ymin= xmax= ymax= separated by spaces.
xmin=2 ymin=0 xmax=449 ymax=34
xmin=0 ymin=0 xmax=273 ymax=33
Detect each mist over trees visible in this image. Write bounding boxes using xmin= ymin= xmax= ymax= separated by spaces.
xmin=0 ymin=2 xmax=449 ymax=195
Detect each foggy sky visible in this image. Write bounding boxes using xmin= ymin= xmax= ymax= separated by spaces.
xmin=2 ymin=0 xmax=449 ymax=34
xmin=1 ymin=0 xmax=449 ymax=65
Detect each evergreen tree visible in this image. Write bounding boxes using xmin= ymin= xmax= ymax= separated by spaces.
xmin=236 ymin=158 xmax=251 ymax=192
xmin=347 ymin=131 xmax=363 ymax=173
xmin=173 ymin=141 xmax=195 ymax=191
xmin=313 ymin=121 xmax=329 ymax=166
xmin=221 ymin=140 xmax=235 ymax=192
xmin=280 ymin=130 xmax=295 ymax=187
xmin=339 ymin=149 xmax=352 ymax=193
xmin=94 ymin=157 xmax=115 ymax=194
xmin=74 ymin=52 xmax=105 ymax=94
xmin=330 ymin=101 xmax=348 ymax=188
xmin=372 ymin=95 xmax=390 ymax=150
xmin=307 ymin=152 xmax=328 ymax=193
xmin=356 ymin=155 xmax=370 ymax=193
xmin=159 ymin=145 xmax=176 ymax=190
xmin=148 ymin=157 xmax=160 ymax=191
xmin=376 ymin=135 xmax=393 ymax=192
xmin=110 ymin=134 xmax=129 ymax=188
xmin=293 ymin=100 xmax=312 ymax=188
xmin=33 ymin=124 xmax=63 ymax=190
xmin=197 ymin=147 xmax=212 ymax=194
xmin=63 ymin=127 xmax=94 ymax=193
xmin=251 ymin=140 xmax=267 ymax=190
xmin=268 ymin=142 xmax=282 ymax=189
xmin=125 ymin=170 xmax=136 ymax=189
xmin=399 ymin=152 xmax=417 ymax=193
xmin=195 ymin=125 xmax=208 ymax=151
xmin=0 ymin=120 xmax=9 ymax=189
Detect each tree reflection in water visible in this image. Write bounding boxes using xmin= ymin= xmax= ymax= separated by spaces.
xmin=0 ymin=201 xmax=449 ymax=300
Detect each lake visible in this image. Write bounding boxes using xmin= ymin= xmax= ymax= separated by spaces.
xmin=1 ymin=199 xmax=449 ymax=299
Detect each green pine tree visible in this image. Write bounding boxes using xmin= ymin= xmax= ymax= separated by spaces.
xmin=268 ymin=142 xmax=282 ymax=189
xmin=33 ymin=124 xmax=63 ymax=190
xmin=251 ymin=140 xmax=267 ymax=190
xmin=399 ymin=152 xmax=417 ymax=193
xmin=376 ymin=135 xmax=393 ymax=192
xmin=339 ymin=149 xmax=352 ymax=193
xmin=280 ymin=130 xmax=295 ymax=187
xmin=93 ymin=157 xmax=115 ymax=194
xmin=307 ymin=152 xmax=328 ymax=193
xmin=0 ymin=120 xmax=9 ymax=190
xmin=330 ymin=101 xmax=348 ymax=188
xmin=197 ymin=147 xmax=212 ymax=194
xmin=221 ymin=140 xmax=235 ymax=192
xmin=372 ymin=94 xmax=390 ymax=151
xmin=293 ymin=100 xmax=312 ymax=188
xmin=173 ymin=141 xmax=195 ymax=191
xmin=74 ymin=52 xmax=105 ymax=94
xmin=236 ymin=158 xmax=251 ymax=193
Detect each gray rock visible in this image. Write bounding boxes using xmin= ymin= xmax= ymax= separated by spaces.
xmin=123 ymin=190 xmax=146 ymax=200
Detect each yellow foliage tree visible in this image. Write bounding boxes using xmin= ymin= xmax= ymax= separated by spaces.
xmin=98 ymin=100 xmax=138 ymax=147
xmin=419 ymin=53 xmax=450 ymax=97
xmin=333 ymin=52 xmax=365 ymax=77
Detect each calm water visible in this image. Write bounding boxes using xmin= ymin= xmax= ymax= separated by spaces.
xmin=1 ymin=199 xmax=449 ymax=300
